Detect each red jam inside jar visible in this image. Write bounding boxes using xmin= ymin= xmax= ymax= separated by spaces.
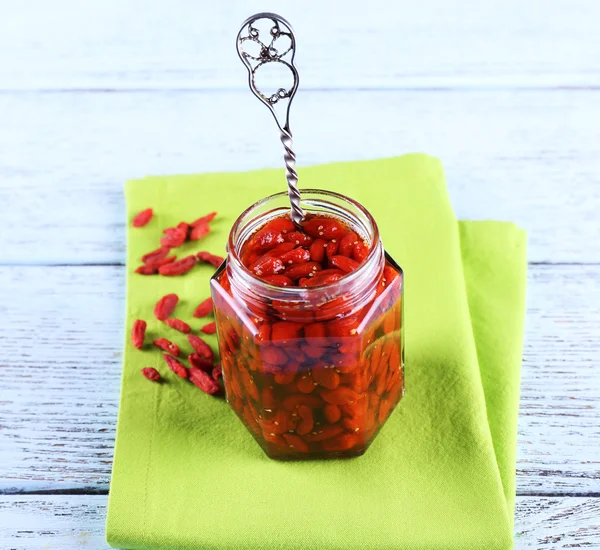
xmin=211 ymin=190 xmax=404 ymax=459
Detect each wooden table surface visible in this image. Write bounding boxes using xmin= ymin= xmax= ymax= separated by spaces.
xmin=1 ymin=1 xmax=599 ymax=548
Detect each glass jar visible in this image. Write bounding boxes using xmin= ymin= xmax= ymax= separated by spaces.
xmin=210 ymin=190 xmax=404 ymax=459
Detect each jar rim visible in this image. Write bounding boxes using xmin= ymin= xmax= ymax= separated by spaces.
xmin=226 ymin=188 xmax=382 ymax=298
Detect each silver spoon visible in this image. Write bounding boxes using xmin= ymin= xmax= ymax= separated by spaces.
xmin=236 ymin=12 xmax=306 ymax=227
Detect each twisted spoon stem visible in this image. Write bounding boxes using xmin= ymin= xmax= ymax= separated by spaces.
xmin=280 ymin=126 xmax=305 ymax=226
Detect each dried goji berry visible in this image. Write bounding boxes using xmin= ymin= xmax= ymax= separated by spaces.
xmin=158 ymin=255 xmax=197 ymax=276
xmin=160 ymin=226 xmax=187 ymax=248
xmin=142 ymin=246 xmax=170 ymax=263
xmin=193 ymin=297 xmax=213 ymax=318
xmin=303 ymin=217 xmax=345 ymax=239
xmin=330 ymin=255 xmax=360 ymax=273
xmin=188 ymin=353 xmax=213 ymax=371
xmin=154 ymin=293 xmax=179 ymax=320
xmin=153 ymin=338 xmax=180 ymax=357
xmin=132 ymin=208 xmax=153 ymax=227
xmin=187 ymin=334 xmax=214 ymax=360
xmin=263 ymin=274 xmax=294 ymax=287
xmin=250 ymin=256 xmax=285 ymax=277
xmin=165 ymin=318 xmax=191 ymax=334
xmin=131 ymin=319 xmax=147 ymax=349
xmin=135 ymin=264 xmax=159 ymax=275
xmin=212 ymin=363 xmax=222 ymax=381
xmin=141 ymin=367 xmax=161 ymax=382
xmin=163 ymin=354 xmax=188 ymax=378
xmin=190 ymin=211 xmax=217 ymax=227
xmin=309 ymin=238 xmax=326 ymax=262
xmin=189 ymin=223 xmax=210 ymax=241
xmin=283 ymin=231 xmax=313 ymax=247
xmin=188 ymin=367 xmax=221 ymax=394
xmin=197 ymin=251 xmax=224 ymax=268
xmin=200 ymin=321 xmax=217 ymax=335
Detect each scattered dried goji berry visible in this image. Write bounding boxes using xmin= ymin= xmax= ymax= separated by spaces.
xmin=189 ymin=223 xmax=210 ymax=241
xmin=131 ymin=319 xmax=147 ymax=349
xmin=154 ymin=293 xmax=179 ymax=320
xmin=160 ymin=226 xmax=187 ymax=248
xmin=141 ymin=367 xmax=161 ymax=382
xmin=158 ymin=255 xmax=197 ymax=276
xmin=135 ymin=256 xmax=176 ymax=275
xmin=188 ymin=367 xmax=221 ymax=394
xmin=165 ymin=318 xmax=191 ymax=333
xmin=212 ymin=363 xmax=222 ymax=381
xmin=196 ymin=251 xmax=224 ymax=268
xmin=132 ymin=208 xmax=153 ymax=227
xmin=153 ymin=338 xmax=180 ymax=357
xmin=135 ymin=264 xmax=158 ymax=275
xmin=190 ymin=212 xmax=217 ymax=227
xmin=193 ymin=297 xmax=213 ymax=318
xmin=142 ymin=246 xmax=170 ymax=263
xmin=188 ymin=353 xmax=213 ymax=371
xmin=163 ymin=354 xmax=188 ymax=378
xmin=200 ymin=321 xmax=217 ymax=335
xmin=187 ymin=334 xmax=214 ymax=360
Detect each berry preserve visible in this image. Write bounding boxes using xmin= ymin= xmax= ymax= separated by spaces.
xmin=211 ymin=190 xmax=404 ymax=459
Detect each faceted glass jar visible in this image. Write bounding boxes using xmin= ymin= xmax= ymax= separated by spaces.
xmin=211 ymin=190 xmax=404 ymax=460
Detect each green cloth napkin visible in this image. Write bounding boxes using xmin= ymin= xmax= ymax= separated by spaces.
xmin=107 ymin=155 xmax=526 ymax=550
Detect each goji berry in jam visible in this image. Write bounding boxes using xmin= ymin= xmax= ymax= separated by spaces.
xmin=210 ymin=203 xmax=403 ymax=460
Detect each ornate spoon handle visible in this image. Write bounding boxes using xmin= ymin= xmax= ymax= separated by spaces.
xmin=236 ymin=12 xmax=306 ymax=226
